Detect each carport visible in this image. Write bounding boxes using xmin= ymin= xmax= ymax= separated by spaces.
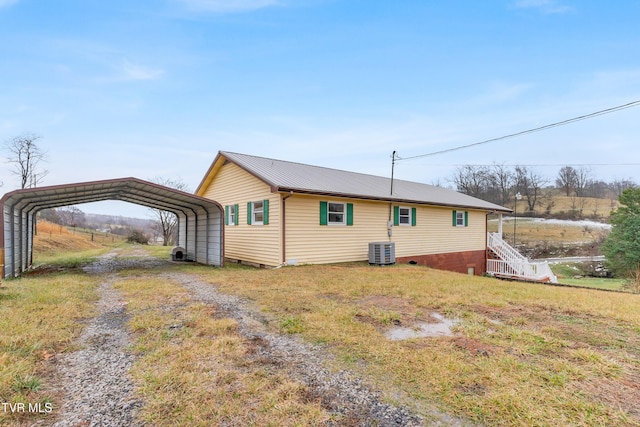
xmin=1 ymin=177 xmax=224 ymax=278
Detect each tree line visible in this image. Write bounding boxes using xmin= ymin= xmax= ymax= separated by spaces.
xmin=450 ymin=164 xmax=637 ymax=214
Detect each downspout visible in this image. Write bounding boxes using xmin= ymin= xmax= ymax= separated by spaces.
xmin=281 ymin=191 xmax=294 ymax=265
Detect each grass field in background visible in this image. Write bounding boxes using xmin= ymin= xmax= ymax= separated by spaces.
xmin=33 ymin=221 xmax=126 ymax=266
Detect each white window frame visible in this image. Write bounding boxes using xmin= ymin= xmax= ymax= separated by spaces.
xmin=251 ymin=200 xmax=264 ymax=225
xmin=228 ymin=205 xmax=236 ymax=227
xmin=328 ymin=202 xmax=346 ymax=226
xmin=455 ymin=210 xmax=465 ymax=227
xmin=398 ymin=206 xmax=411 ymax=226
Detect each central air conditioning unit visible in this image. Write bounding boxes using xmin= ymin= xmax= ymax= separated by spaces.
xmin=368 ymin=242 xmax=395 ymax=265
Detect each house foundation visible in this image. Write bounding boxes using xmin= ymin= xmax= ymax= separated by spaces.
xmin=397 ymin=249 xmax=487 ymax=276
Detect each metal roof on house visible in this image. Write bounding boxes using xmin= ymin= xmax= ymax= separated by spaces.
xmin=210 ymin=151 xmax=511 ymax=212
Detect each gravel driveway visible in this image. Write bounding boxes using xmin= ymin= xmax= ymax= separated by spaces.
xmin=42 ymin=250 xmax=472 ymax=427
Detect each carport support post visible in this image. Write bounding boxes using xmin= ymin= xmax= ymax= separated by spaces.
xmin=9 ymin=204 xmax=16 ymax=277
xmin=0 ymin=247 xmax=4 ymax=279
xmin=28 ymin=210 xmax=36 ymax=267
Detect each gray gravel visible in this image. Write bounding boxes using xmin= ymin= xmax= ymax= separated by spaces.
xmin=41 ymin=250 xmax=475 ymax=426
xmin=43 ymin=253 xmax=143 ymax=427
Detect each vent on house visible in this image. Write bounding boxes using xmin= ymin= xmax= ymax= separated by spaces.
xmin=171 ymin=246 xmax=186 ymax=261
xmin=368 ymin=242 xmax=395 ymax=265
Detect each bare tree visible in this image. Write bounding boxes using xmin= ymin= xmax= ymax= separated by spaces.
xmin=452 ymin=165 xmax=489 ymax=199
xmin=609 ymin=179 xmax=637 ymax=198
xmin=488 ymin=163 xmax=514 ymax=206
xmin=5 ymin=133 xmax=48 ymax=189
xmin=57 ymin=206 xmax=86 ymax=228
xmin=149 ymin=177 xmax=189 ymax=246
xmin=515 ymin=165 xmax=547 ymax=213
xmin=574 ymin=166 xmax=593 ymax=197
xmin=556 ymin=166 xmax=578 ymax=196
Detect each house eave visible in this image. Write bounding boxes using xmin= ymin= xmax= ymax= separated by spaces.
xmin=275 ymin=187 xmax=512 ymax=213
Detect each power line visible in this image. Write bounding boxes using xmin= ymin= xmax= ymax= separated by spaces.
xmin=437 ymin=163 xmax=640 ymax=167
xmin=397 ymin=99 xmax=640 ymax=161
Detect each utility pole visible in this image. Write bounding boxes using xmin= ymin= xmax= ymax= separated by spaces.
xmin=390 ymin=150 xmax=397 ymax=196
xmin=388 ymin=151 xmax=397 ymax=239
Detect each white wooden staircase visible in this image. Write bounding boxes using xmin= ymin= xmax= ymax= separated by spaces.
xmin=487 ymin=233 xmax=558 ymax=283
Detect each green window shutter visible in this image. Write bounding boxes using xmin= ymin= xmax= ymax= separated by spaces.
xmin=263 ymin=199 xmax=269 ymax=225
xmin=393 ymin=206 xmax=400 ymax=226
xmin=234 ymin=204 xmax=239 ymax=226
xmin=225 ymin=205 xmax=229 ymax=226
xmin=464 ymin=211 xmax=469 ymax=227
xmin=247 ymin=202 xmax=252 ymax=225
xmin=411 ymin=207 xmax=417 ymax=226
xmin=320 ymin=201 xmax=328 ymax=225
xmin=452 ymin=210 xmax=457 ymax=226
xmin=346 ymin=203 xmax=354 ymax=226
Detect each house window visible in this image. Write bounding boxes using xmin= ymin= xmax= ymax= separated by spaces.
xmin=247 ymin=200 xmax=269 ymax=225
xmin=453 ymin=210 xmax=468 ymax=227
xmin=393 ymin=206 xmax=416 ymax=226
xmin=252 ymin=200 xmax=264 ymax=225
xmin=328 ymin=202 xmax=345 ymax=225
xmin=320 ymin=201 xmax=354 ymax=226
xmin=399 ymin=207 xmax=411 ymax=226
xmin=229 ymin=205 xmax=236 ymax=225
xmin=225 ymin=204 xmax=239 ymax=226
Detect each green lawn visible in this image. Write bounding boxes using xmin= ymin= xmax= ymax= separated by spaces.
xmin=550 ymin=262 xmax=629 ymax=292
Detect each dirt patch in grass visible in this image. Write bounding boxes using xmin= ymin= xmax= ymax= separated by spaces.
xmin=355 ymin=295 xmax=430 ymax=326
xmin=583 ymin=375 xmax=640 ymax=419
xmin=452 ymin=336 xmax=502 ymax=358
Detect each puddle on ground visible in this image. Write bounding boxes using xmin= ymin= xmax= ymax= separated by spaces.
xmin=385 ymin=313 xmax=460 ymax=341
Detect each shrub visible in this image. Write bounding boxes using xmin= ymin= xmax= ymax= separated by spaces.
xmin=127 ymin=230 xmax=149 ymax=244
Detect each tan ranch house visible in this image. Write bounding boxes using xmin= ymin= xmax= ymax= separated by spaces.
xmin=195 ymin=151 xmax=537 ymax=278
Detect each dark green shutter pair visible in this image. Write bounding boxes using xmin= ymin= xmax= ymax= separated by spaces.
xmin=224 ymin=204 xmax=239 ymax=226
xmin=246 ymin=200 xmax=269 ymax=225
xmin=452 ymin=210 xmax=469 ymax=227
xmin=319 ymin=201 xmax=353 ymax=226
xmin=393 ymin=206 xmax=417 ymax=226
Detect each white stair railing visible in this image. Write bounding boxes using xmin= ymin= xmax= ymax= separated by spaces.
xmin=487 ymin=233 xmax=558 ymax=283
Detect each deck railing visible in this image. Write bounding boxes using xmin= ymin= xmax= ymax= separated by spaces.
xmin=487 ymin=233 xmax=558 ymax=283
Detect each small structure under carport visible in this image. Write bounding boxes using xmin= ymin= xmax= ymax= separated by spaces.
xmin=1 ymin=177 xmax=224 ymax=279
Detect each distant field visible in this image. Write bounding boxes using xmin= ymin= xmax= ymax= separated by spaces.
xmin=33 ymin=221 xmax=127 ymax=265
xmin=510 ymin=195 xmax=619 ymax=219
xmin=489 ymin=217 xmax=610 ymax=244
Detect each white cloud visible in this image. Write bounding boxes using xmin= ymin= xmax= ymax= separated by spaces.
xmin=177 ymin=0 xmax=281 ymax=13
xmin=513 ymin=0 xmax=573 ymax=14
xmin=119 ymin=59 xmax=165 ymax=81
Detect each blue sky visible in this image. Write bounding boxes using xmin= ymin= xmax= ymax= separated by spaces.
xmin=1 ymin=0 xmax=640 ymax=217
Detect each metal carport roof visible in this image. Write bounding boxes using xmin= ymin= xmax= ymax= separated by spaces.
xmin=1 ymin=177 xmax=224 ymax=278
